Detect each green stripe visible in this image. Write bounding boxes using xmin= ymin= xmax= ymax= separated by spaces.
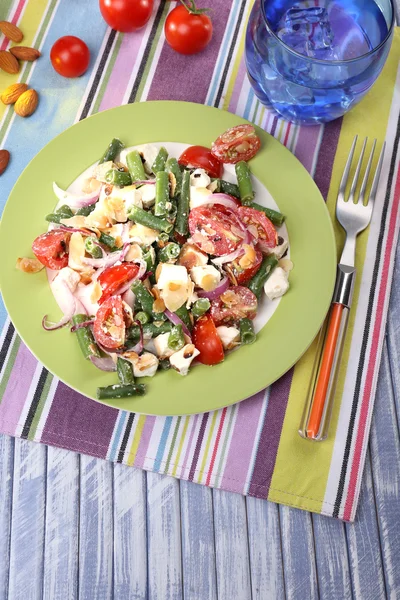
xmin=0 ymin=0 xmax=59 ymax=143
xmin=27 ymin=371 xmax=53 ymax=440
xmin=91 ymin=32 xmax=124 ymax=115
xmin=164 ymin=416 xmax=182 ymax=474
xmin=213 ymin=405 xmax=237 ymax=488
xmin=1 ymin=0 xmax=15 ymax=19
xmin=0 ymin=335 xmax=21 ymax=402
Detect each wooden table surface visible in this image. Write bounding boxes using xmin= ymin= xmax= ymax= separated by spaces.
xmin=1 ymin=4 xmax=400 ymax=598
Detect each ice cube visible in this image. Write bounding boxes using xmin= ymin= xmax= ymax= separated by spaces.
xmin=276 ymin=6 xmax=335 ymax=57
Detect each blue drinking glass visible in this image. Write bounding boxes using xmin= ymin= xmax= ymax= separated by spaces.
xmin=245 ymin=0 xmax=394 ymax=125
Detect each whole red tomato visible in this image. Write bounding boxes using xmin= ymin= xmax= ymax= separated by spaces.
xmin=165 ymin=3 xmax=212 ymax=55
xmin=99 ymin=0 xmax=153 ymax=32
xmin=50 ymin=36 xmax=90 ymax=78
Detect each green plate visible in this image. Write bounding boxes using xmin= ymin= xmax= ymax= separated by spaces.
xmin=0 ymin=101 xmax=336 ymax=416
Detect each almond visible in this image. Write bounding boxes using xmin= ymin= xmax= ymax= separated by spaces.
xmin=10 ymin=46 xmax=41 ymax=61
xmin=0 ymin=149 xmax=10 ymax=175
xmin=14 ymin=88 xmax=38 ymax=117
xmin=16 ymin=257 xmax=44 ymax=273
xmin=1 ymin=82 xmax=28 ymax=105
xmin=0 ymin=50 xmax=20 ymax=74
xmin=0 ymin=21 xmax=23 ymax=43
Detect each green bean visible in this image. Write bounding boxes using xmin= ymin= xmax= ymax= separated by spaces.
xmin=166 ymin=158 xmax=182 ymax=198
xmin=235 ymin=161 xmax=255 ymax=205
xmin=158 ymin=242 xmax=180 ymax=263
xmin=128 ymin=206 xmax=173 ymax=233
xmin=221 ymin=180 xmax=240 ymax=198
xmin=84 ymin=236 xmax=103 ymax=259
xmin=76 ymin=203 xmax=96 ymax=217
xmin=71 ymin=315 xmax=101 ymax=360
xmin=45 ymin=204 xmax=74 ymax=223
xmin=191 ymin=298 xmax=211 ymax=319
xmin=157 ymin=232 xmax=170 ymax=245
xmin=127 ymin=321 xmax=172 ymax=342
xmin=99 ymin=232 xmax=118 ymax=251
xmin=168 ymin=324 xmax=185 ymax=352
xmin=248 ymin=255 xmax=278 ymax=299
xmin=175 ymin=305 xmax=192 ymax=332
xmin=117 ymin=357 xmax=135 ymax=385
xmin=99 ymin=138 xmax=125 ymax=164
xmin=158 ymin=359 xmax=171 ymax=371
xmin=154 ymin=171 xmax=169 ymax=217
xmin=249 ymin=202 xmax=285 ymax=227
xmin=105 ymin=168 xmax=132 ymax=187
xmin=96 ymin=383 xmax=146 ymax=400
xmin=131 ymin=280 xmax=154 ymax=314
xmin=142 ymin=247 xmax=156 ymax=272
xmin=239 ymin=318 xmax=256 ymax=345
xmin=126 ymin=150 xmax=146 ymax=182
xmin=135 ymin=311 xmax=151 ymax=325
xmin=152 ymin=147 xmax=168 ymax=173
xmin=175 ymin=170 xmax=190 ymax=236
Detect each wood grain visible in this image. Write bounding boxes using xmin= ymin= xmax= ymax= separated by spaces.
xmin=0 ymin=435 xmax=13 ymax=600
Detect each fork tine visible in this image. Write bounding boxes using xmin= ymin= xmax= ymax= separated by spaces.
xmin=339 ymin=135 xmax=358 ymax=199
xmin=368 ymin=141 xmax=386 ymax=206
xmin=348 ymin=137 xmax=367 ymax=203
xmin=358 ymin=139 xmax=376 ymax=205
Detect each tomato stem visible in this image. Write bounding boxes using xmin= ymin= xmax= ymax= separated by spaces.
xmin=179 ymin=0 xmax=211 ymax=15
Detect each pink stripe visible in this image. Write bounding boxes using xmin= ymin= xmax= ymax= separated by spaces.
xmin=220 ymin=392 xmax=265 ymax=493
xmin=294 ymin=126 xmax=321 ymax=173
xmin=343 ymin=163 xmax=400 ymax=520
xmin=0 ymin=343 xmax=38 ymax=432
xmin=98 ymin=28 xmax=147 ymax=112
xmin=205 ymin=407 xmax=227 ymax=486
xmin=0 ymin=0 xmax=27 ymax=51
xmin=133 ymin=416 xmax=156 ymax=469
xmin=180 ymin=413 xmax=199 ymax=478
xmin=228 ymin=56 xmax=247 ymax=112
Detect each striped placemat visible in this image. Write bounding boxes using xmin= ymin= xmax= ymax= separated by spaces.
xmin=1 ymin=0 xmax=400 ymax=521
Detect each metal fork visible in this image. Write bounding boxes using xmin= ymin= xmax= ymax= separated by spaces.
xmin=299 ymin=135 xmax=386 ymax=442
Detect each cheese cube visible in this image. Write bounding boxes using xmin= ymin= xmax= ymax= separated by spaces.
xmin=190 ymin=187 xmax=211 ymax=210
xmin=68 ymin=232 xmax=86 ymax=272
xmin=190 ymin=168 xmax=211 ymax=188
xmin=190 ymin=265 xmax=221 ymax=292
xmin=264 ymin=267 xmax=289 ymax=300
xmin=154 ymin=332 xmax=175 ymax=359
xmin=178 ymin=243 xmax=208 ymax=270
xmin=129 ymin=223 xmax=159 ymax=245
xmin=268 ymin=238 xmax=289 ymax=260
xmin=157 ymin=264 xmax=190 ymax=312
xmin=216 ymin=326 xmax=240 ymax=350
xmin=169 ymin=344 xmax=200 ymax=376
xmin=139 ymin=184 xmax=156 ymax=208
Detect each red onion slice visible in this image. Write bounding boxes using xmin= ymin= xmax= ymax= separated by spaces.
xmin=70 ymin=319 xmax=95 ymax=332
xmin=122 ymin=288 xmax=135 ymax=309
xmin=197 ymin=276 xmax=230 ymax=301
xmin=211 ymin=248 xmax=244 ymax=266
xmin=131 ymin=320 xmax=144 ymax=354
xmin=206 ymin=194 xmax=240 ymax=211
xmin=42 ymin=312 xmax=74 ymax=331
xmin=58 ymin=225 xmax=97 ymax=237
xmin=133 ymin=180 xmax=155 ymax=186
xmin=53 ymin=182 xmax=100 ymax=209
xmin=164 ymin=309 xmax=192 ymax=339
xmin=90 ymin=355 xmax=117 ymax=372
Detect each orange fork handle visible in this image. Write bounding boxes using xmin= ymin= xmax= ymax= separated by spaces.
xmin=306 ymin=303 xmax=345 ymax=439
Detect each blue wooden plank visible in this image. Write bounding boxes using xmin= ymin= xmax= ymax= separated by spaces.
xmin=312 ymin=514 xmax=352 ymax=600
xmin=279 ymin=506 xmax=319 ymax=600
xmin=78 ymin=455 xmax=114 ymax=600
xmin=386 ymin=240 xmax=400 ymax=436
xmin=0 ymin=435 xmax=14 ymax=600
xmin=345 ymin=452 xmax=386 ymax=600
xmin=113 ymin=464 xmax=147 ymax=600
xmin=8 ymin=439 xmax=47 ymax=600
xmin=246 ymin=497 xmax=285 ymax=600
xmin=43 ymin=447 xmax=79 ymax=600
xmin=369 ymin=342 xmax=400 ymax=598
xmin=147 ymin=472 xmax=182 ymax=600
xmin=213 ymin=489 xmax=252 ymax=600
xmin=180 ymin=481 xmax=217 ymax=600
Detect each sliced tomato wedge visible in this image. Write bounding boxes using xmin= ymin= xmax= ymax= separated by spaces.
xmin=225 ymin=247 xmax=263 ymax=285
xmin=210 ymin=285 xmax=257 ymax=325
xmin=32 ymin=230 xmax=71 ymax=270
xmin=178 ymin=145 xmax=223 ymax=179
xmin=98 ymin=263 xmax=139 ymax=304
xmin=93 ymin=295 xmax=126 ymax=350
xmin=189 ymin=206 xmax=244 ymax=256
xmin=211 ymin=125 xmax=261 ymax=164
xmin=193 ymin=314 xmax=224 ymax=365
xmin=237 ymin=206 xmax=277 ymax=252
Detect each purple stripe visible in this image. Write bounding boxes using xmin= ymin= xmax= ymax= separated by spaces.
xmin=147 ymin=0 xmax=231 ymax=104
xmin=188 ymin=412 xmax=209 ymax=482
xmin=248 ymin=369 xmax=293 ymax=497
xmin=270 ymin=116 xmax=279 ymax=136
xmin=41 ymin=382 xmax=118 ymax=458
xmin=294 ymin=125 xmax=322 ymax=174
xmin=134 ymin=415 xmax=156 ymax=469
xmin=314 ymin=118 xmax=343 ymax=200
xmin=0 ymin=343 xmax=38 ymax=433
xmin=220 ymin=391 xmax=266 ymax=493
xmin=180 ymin=413 xmax=199 ymax=478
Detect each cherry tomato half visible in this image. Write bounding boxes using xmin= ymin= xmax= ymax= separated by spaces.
xmin=32 ymin=230 xmax=71 ymax=270
xmin=93 ymin=295 xmax=126 ymax=350
xmin=98 ymin=263 xmax=139 ymax=304
xmin=178 ymin=146 xmax=223 ymax=179
xmin=237 ymin=206 xmax=277 ymax=253
xmin=211 ymin=125 xmax=261 ymax=164
xmin=165 ymin=4 xmax=213 ymax=55
xmin=50 ymin=36 xmax=90 ymax=78
xmin=189 ymin=206 xmax=244 ymax=256
xmin=225 ymin=246 xmax=263 ymax=285
xmin=210 ymin=285 xmax=258 ymax=326
xmin=99 ymin=0 xmax=153 ymax=32
xmin=193 ymin=314 xmax=224 ymax=365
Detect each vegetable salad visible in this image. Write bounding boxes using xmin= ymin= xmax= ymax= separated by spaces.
xmin=19 ymin=125 xmax=292 ymax=400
